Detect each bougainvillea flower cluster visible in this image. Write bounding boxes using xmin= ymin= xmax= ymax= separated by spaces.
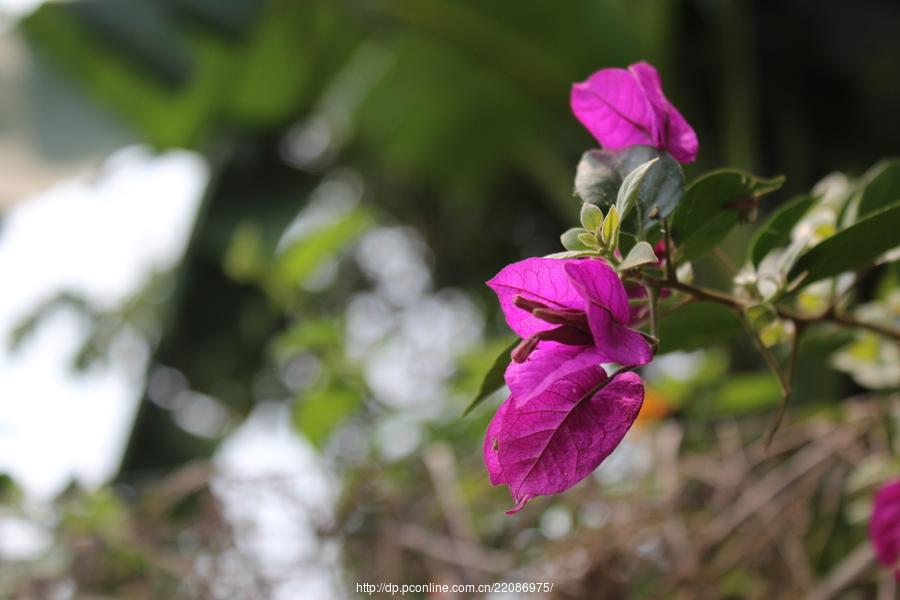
xmin=484 ymin=258 xmax=650 ymax=513
xmin=870 ymin=480 xmax=900 ymax=579
xmin=571 ymin=61 xmax=698 ymax=164
xmin=482 ymin=61 xmax=695 ymax=513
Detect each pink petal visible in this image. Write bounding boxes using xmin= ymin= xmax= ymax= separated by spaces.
xmin=629 ymin=62 xmax=698 ymax=164
xmin=563 ymin=258 xmax=630 ymax=324
xmin=496 ymin=368 xmax=644 ymax=513
xmin=486 ymin=258 xmax=585 ymax=339
xmin=571 ymin=67 xmax=660 ymax=152
xmin=871 ymin=480 xmax=900 ymax=568
xmin=625 ymin=282 xmax=649 ymax=324
xmin=584 ymin=303 xmax=653 ymax=366
xmin=483 ymin=396 xmax=512 ymax=486
xmin=505 ymin=342 xmax=608 ymax=407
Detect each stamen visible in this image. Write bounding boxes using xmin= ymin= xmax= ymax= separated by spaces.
xmin=511 ymin=336 xmax=540 ymax=363
xmin=532 ymin=308 xmax=589 ymax=329
xmin=513 ymin=295 xmax=548 ymax=312
xmin=537 ymin=326 xmax=593 ymax=346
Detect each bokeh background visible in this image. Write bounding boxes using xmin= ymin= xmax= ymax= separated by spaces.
xmin=1 ymin=0 xmax=899 ymax=598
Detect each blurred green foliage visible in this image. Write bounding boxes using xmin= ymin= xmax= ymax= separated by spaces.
xmin=3 ymin=0 xmax=900 ymax=597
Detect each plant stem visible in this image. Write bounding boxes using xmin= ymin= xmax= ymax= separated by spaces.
xmin=737 ymin=312 xmax=792 ymax=447
xmin=645 ymin=283 xmax=660 ymax=349
xmin=662 ymin=217 xmax=675 ymax=283
xmin=641 ymin=275 xmax=900 ymax=343
xmin=642 ymin=275 xmax=743 ymax=310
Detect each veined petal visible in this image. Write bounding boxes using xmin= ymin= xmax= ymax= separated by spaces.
xmin=563 ymin=258 xmax=630 ymax=324
xmin=483 ymin=397 xmax=512 ymax=486
xmin=629 ymin=61 xmax=698 ymax=164
xmin=496 ymin=368 xmax=644 ymax=513
xmin=571 ymin=67 xmax=660 ymax=152
xmin=487 ymin=257 xmax=585 ymax=339
xmin=870 ymin=480 xmax=900 ymax=575
xmin=505 ymin=342 xmax=608 ymax=407
xmin=584 ymin=303 xmax=653 ymax=366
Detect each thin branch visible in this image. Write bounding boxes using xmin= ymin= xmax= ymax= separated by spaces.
xmin=645 ymin=283 xmax=660 ymax=350
xmin=641 ymin=275 xmax=900 ymax=343
xmin=391 ymin=523 xmax=514 ymax=574
xmin=641 ymin=275 xmax=743 ymax=310
xmin=662 ymin=217 xmax=675 ymax=282
xmin=737 ymin=311 xmax=792 ymax=447
xmin=806 ymin=542 xmax=877 ymax=600
xmin=631 ymin=296 xmax=696 ymax=330
xmin=826 ymin=311 xmax=900 ymax=343
xmin=786 ymin=323 xmax=803 ymax=383
xmin=767 ymin=324 xmax=803 ymax=449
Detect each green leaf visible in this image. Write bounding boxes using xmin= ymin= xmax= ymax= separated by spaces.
xmin=615 ymin=158 xmax=658 ymax=220
xmin=292 ymin=385 xmax=360 ymax=448
xmin=580 ymin=203 xmax=603 ymax=232
xmin=712 ymin=373 xmax=780 ymax=415
xmin=574 ymin=146 xmax=684 ymax=231
xmin=561 ymin=227 xmax=591 ymax=251
xmin=618 ymin=241 xmax=657 ymax=271
xmin=748 ymin=194 xmax=814 ymax=266
xmin=658 ymin=302 xmax=742 ymax=353
xmin=858 ymin=158 xmax=900 ymax=220
xmin=788 ymin=201 xmax=900 ymax=285
xmin=574 ymin=150 xmax=621 ymax=207
xmin=267 ymin=208 xmax=372 ymax=305
xmin=461 ymin=339 xmax=516 ymax=417
xmin=672 ymin=169 xmax=785 ymax=261
xmin=619 ymin=147 xmax=683 ymax=231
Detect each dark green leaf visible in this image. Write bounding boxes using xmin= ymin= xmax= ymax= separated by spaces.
xmin=574 ymin=149 xmax=621 ymax=207
xmin=461 ymin=339 xmax=516 ymax=417
xmin=748 ymin=195 xmax=814 ymax=266
xmin=788 ymin=202 xmax=900 ymax=285
xmin=575 ymin=146 xmax=684 ymax=233
xmin=858 ymin=158 xmax=900 ymax=220
xmin=672 ymin=169 xmax=784 ymax=261
xmin=658 ymin=302 xmax=742 ymax=354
